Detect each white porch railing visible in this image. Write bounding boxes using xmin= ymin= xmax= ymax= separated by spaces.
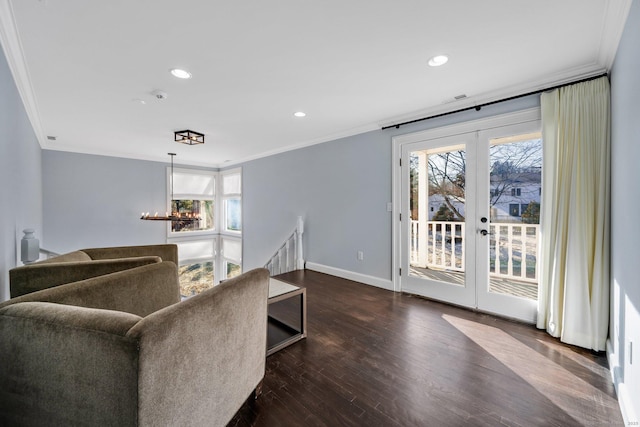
xmin=411 ymin=220 xmax=539 ymax=283
xmin=265 ymin=217 xmax=305 ymax=276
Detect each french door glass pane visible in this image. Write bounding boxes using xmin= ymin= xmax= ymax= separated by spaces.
xmin=488 ymin=133 xmax=541 ymax=300
xmin=409 ymin=145 xmax=466 ymax=286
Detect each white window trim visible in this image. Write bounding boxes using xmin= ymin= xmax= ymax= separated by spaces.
xmin=219 ymin=234 xmax=242 ymax=281
xmin=167 ymin=167 xmax=217 ymax=238
xmin=167 ymin=167 xmax=243 ymax=286
xmin=171 ymin=235 xmax=217 ymax=265
xmin=220 ymin=167 xmax=242 ymax=237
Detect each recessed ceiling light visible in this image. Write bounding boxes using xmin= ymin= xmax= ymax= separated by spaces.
xmin=294 ymin=111 xmax=306 ymax=117
xmin=170 ymin=68 xmax=192 ymax=79
xmin=428 ymin=55 xmax=449 ymax=67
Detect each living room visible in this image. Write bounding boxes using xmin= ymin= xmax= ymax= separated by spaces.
xmin=1 ymin=1 xmax=639 ymax=425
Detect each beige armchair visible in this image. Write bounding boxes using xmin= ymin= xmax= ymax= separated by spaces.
xmin=0 ymin=262 xmax=269 ymax=427
xmin=9 ymin=244 xmax=178 ymax=298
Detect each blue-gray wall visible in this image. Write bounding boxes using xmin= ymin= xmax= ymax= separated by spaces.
xmin=609 ymin=0 xmax=640 ymax=421
xmin=42 ymin=150 xmax=215 ymax=254
xmin=0 ymin=48 xmax=42 ymax=301
xmin=40 ymin=95 xmax=539 ymax=285
xmin=241 ymin=95 xmax=540 ymax=283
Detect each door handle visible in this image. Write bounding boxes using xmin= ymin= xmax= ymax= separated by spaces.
xmin=480 ymin=229 xmax=489 ymax=236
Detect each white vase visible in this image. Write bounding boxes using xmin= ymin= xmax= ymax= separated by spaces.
xmin=21 ymin=228 xmax=40 ymax=264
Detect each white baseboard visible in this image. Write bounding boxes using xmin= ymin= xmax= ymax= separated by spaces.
xmin=305 ymin=262 xmax=394 ymax=291
xmin=607 ymin=338 xmax=637 ymax=425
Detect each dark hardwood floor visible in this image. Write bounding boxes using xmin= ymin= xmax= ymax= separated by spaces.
xmin=229 ymin=270 xmax=622 ymax=427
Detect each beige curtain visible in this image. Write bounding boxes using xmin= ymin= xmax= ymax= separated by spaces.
xmin=538 ymin=76 xmax=610 ymax=351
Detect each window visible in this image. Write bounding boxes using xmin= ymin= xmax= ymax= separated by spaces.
xmin=511 ymin=188 xmax=522 ymax=197
xmin=221 ymin=236 xmax=242 ymax=280
xmin=174 ymin=239 xmax=216 ymax=299
xmin=169 ymin=169 xmax=215 ymax=235
xmin=509 ymin=203 xmax=520 ymax=216
xmin=222 ymin=169 xmax=241 ymax=233
xmin=168 ymin=167 xmax=243 ymax=292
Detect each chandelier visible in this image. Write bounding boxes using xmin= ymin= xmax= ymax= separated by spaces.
xmin=140 ymin=153 xmax=201 ymax=222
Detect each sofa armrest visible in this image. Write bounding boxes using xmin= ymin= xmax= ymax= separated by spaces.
xmin=9 ymin=256 xmax=163 ymax=298
xmin=2 ymin=262 xmax=180 ymax=317
xmin=126 ymin=268 xmax=270 ymax=427
xmin=1 ymin=301 xmax=142 ymax=335
xmin=0 ymin=302 xmax=141 ymax=426
xmin=82 ymin=244 xmax=178 ymax=265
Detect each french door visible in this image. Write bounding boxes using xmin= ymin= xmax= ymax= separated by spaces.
xmin=395 ymin=109 xmax=541 ymax=323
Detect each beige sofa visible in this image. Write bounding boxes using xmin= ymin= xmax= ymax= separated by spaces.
xmin=0 ymin=260 xmax=269 ymax=426
xmin=9 ymin=244 xmax=179 ymax=298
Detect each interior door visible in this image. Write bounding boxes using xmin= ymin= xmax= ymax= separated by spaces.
xmin=398 ymin=112 xmax=541 ymax=323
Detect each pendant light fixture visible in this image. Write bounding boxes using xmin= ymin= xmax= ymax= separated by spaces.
xmin=140 ymin=153 xmax=201 ymax=222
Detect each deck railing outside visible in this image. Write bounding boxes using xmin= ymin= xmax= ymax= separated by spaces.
xmin=411 ymin=220 xmax=539 ymax=283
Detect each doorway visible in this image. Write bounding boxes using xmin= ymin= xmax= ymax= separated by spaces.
xmin=393 ymin=109 xmax=541 ymax=322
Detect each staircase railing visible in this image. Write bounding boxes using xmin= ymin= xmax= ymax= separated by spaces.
xmin=265 ymin=217 xmax=304 ymax=276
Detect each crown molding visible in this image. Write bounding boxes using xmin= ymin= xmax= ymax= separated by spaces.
xmin=0 ymin=0 xmax=46 ymax=148
xmin=379 ymin=62 xmax=607 ymax=129
xmin=219 ymin=122 xmax=379 ymax=168
xmin=598 ymin=0 xmax=633 ymax=69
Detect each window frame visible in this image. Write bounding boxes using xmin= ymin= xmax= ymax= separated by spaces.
xmin=166 ymin=167 xmax=217 ymax=238
xmin=219 ymin=234 xmax=242 ymax=282
xmin=171 ymin=235 xmax=217 ymax=299
xmin=167 ymin=167 xmax=243 ymax=288
xmin=220 ymin=168 xmax=242 ymax=236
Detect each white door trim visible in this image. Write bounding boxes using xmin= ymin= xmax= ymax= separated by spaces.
xmin=392 ymin=107 xmax=541 ymax=297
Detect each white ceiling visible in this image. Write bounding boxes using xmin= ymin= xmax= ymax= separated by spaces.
xmin=0 ymin=0 xmax=631 ymax=167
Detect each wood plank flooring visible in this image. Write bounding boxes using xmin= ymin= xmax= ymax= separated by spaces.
xmin=228 ymin=270 xmax=622 ymax=427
